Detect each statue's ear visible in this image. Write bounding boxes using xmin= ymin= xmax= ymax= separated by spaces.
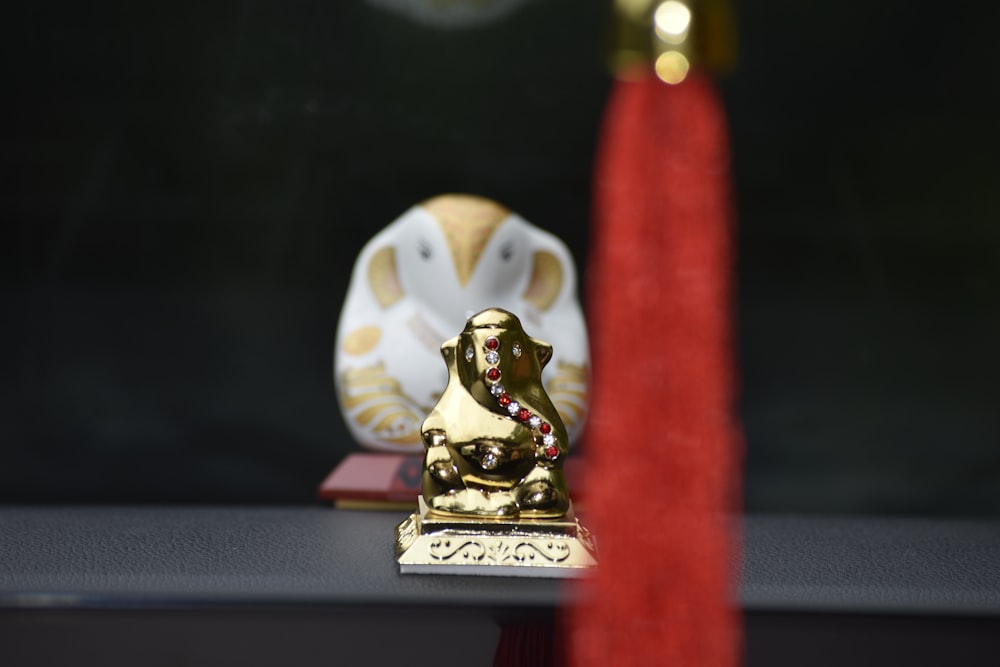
xmin=522 ymin=250 xmax=563 ymax=311
xmin=533 ymin=339 xmax=553 ymax=368
xmin=439 ymin=335 xmax=460 ymax=363
xmin=368 ymin=246 xmax=404 ymax=308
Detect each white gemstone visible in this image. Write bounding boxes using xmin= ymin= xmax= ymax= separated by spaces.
xmin=507 ymin=401 xmax=520 ymax=416
xmin=512 ymin=343 xmax=522 ymax=358
xmin=465 ymin=345 xmax=474 ymax=361
xmin=482 ymin=452 xmax=498 ymax=470
xmin=542 ymin=434 xmax=556 ymax=447
xmin=528 ymin=415 xmax=541 ymax=429
xmin=485 ymin=350 xmax=499 ymax=365
xmin=490 ymin=383 xmax=505 ymax=396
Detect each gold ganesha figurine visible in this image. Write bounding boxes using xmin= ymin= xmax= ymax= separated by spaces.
xmin=395 ymin=307 xmax=596 ymax=576
xmin=421 ymin=307 xmax=570 ymax=519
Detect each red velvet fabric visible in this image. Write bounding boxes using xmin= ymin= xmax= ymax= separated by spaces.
xmin=567 ymin=69 xmax=742 ymax=666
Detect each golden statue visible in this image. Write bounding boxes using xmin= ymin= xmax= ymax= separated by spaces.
xmin=396 ymin=308 xmax=596 ymax=576
xmin=421 ymin=308 xmax=570 ymax=519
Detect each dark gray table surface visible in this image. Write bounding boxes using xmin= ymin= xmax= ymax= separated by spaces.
xmin=1 ymin=507 xmax=998 ymax=616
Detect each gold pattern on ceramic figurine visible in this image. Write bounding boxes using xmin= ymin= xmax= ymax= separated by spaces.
xmin=395 ymin=308 xmax=596 ymax=577
xmin=334 ymin=194 xmax=591 ymax=454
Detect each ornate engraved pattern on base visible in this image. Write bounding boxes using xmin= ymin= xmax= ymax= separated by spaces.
xmin=427 ymin=537 xmax=571 ymax=564
xmin=576 ymin=523 xmax=597 ymax=554
xmin=515 ymin=540 xmax=571 ymax=563
xmin=395 ymin=498 xmax=596 ymax=578
xmin=395 ymin=514 xmax=418 ymax=554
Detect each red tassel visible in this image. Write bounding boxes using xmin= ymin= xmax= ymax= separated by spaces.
xmin=567 ymin=69 xmax=743 ymax=666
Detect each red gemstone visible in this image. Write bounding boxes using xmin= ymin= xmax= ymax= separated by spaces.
xmin=518 ymin=408 xmax=531 ymax=422
xmin=498 ymin=393 xmax=511 ymax=407
xmin=486 ymin=367 xmax=501 ymax=381
xmin=485 ymin=336 xmax=500 ymax=350
xmin=545 ymin=445 xmax=558 ymax=459
xmin=539 ymin=422 xmax=551 ymax=434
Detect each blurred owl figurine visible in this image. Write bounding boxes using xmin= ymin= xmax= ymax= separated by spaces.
xmin=335 ymin=195 xmax=589 ymax=453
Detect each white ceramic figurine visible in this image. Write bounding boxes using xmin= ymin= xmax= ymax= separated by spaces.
xmin=335 ymin=194 xmax=589 ymax=452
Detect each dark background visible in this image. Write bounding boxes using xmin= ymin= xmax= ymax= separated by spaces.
xmin=2 ymin=1 xmax=998 ymax=513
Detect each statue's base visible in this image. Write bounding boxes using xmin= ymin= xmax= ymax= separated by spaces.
xmin=395 ymin=498 xmax=597 ymax=578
